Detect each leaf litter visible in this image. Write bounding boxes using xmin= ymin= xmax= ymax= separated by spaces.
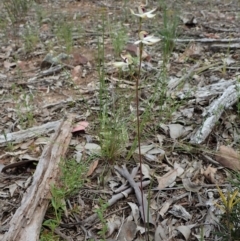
xmin=0 ymin=0 xmax=240 ymax=240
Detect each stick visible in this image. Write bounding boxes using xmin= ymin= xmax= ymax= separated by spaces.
xmin=114 ymin=165 xmax=154 ymax=225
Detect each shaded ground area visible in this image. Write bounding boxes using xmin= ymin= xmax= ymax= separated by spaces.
xmin=1 ymin=0 xmax=240 ymax=240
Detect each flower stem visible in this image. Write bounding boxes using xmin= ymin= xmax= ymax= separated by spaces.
xmin=136 ymin=18 xmax=149 ymax=240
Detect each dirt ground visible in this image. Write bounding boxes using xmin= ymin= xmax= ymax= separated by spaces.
xmin=1 ymin=0 xmax=240 ymax=240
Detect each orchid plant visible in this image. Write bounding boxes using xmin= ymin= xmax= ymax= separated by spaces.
xmin=111 ymin=3 xmax=160 ymax=236
xmin=135 ymin=31 xmax=160 ymax=45
xmin=130 ymin=7 xmax=157 ymax=19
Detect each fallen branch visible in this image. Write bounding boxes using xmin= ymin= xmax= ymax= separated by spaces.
xmin=3 ymin=115 xmax=74 ymax=241
xmin=190 ymin=85 xmax=238 ymax=144
xmin=176 ymin=78 xmax=236 ymax=101
xmin=114 ymin=165 xmax=154 ymax=225
xmin=174 ymin=37 xmax=240 ymax=43
xmin=83 ymin=180 xmax=151 ymax=227
xmin=0 ymin=120 xmax=61 ymax=146
xmin=210 ymin=43 xmax=240 ymax=49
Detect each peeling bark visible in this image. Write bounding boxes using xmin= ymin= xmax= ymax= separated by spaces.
xmin=3 ymin=115 xmax=74 ymax=241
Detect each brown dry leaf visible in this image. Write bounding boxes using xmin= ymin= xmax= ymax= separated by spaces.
xmin=203 ymin=33 xmax=220 ymax=39
xmin=40 ymin=23 xmax=51 ymax=32
xmin=125 ymin=44 xmax=150 ymax=60
xmin=1 ymin=45 xmax=14 ymax=59
xmin=177 ymin=43 xmax=202 ymax=63
xmin=182 ymin=178 xmax=202 ymax=192
xmin=4 ymin=61 xmax=16 ymax=70
xmin=125 ymin=44 xmax=138 ymax=56
xmin=72 ymin=52 xmax=88 ymax=65
xmin=17 ymin=60 xmax=32 ymax=71
xmin=71 ymin=65 xmax=82 ymax=81
xmin=157 ymin=169 xmax=178 ymax=190
xmin=72 ymin=121 xmax=89 ymax=132
xmin=203 ymin=166 xmax=217 ymax=183
xmin=215 ymin=145 xmax=240 ymax=170
xmin=159 ymin=199 xmax=173 ymax=217
xmin=17 ymin=60 xmax=27 ymax=70
xmin=87 ymin=159 xmax=99 ymax=177
xmin=117 ymin=220 xmax=137 ymax=241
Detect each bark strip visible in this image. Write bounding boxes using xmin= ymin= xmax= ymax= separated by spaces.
xmin=3 ymin=115 xmax=74 ymax=241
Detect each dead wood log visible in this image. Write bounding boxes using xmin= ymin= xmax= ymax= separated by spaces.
xmin=176 ymin=79 xmax=236 ymax=101
xmin=190 ymin=85 xmax=238 ymax=144
xmin=3 ymin=115 xmax=74 ymax=241
xmin=0 ymin=120 xmax=61 ymax=146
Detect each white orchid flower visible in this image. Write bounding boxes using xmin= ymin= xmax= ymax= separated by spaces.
xmin=112 ymin=54 xmax=133 ymax=69
xmin=134 ymin=31 xmax=161 ymax=45
xmin=130 ymin=7 xmax=157 ymax=19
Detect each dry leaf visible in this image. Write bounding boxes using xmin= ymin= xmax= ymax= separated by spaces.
xmin=215 ymin=145 xmax=240 ymax=170
xmin=128 ymin=202 xmax=140 ymax=224
xmin=168 ymin=124 xmax=192 ymax=139
xmin=159 ymin=199 xmax=173 ymax=217
xmin=169 ymin=204 xmax=192 ymax=221
xmin=4 ymin=61 xmax=16 ymax=70
xmin=72 ymin=121 xmax=89 ymax=132
xmin=174 ymin=162 xmax=184 ymax=176
xmin=117 ymin=221 xmax=137 ymax=241
xmin=72 ymin=52 xmax=88 ymax=65
xmin=71 ymin=65 xmax=82 ymax=81
xmin=8 ymin=184 xmax=17 ymax=197
xmin=182 ymin=178 xmax=202 ymax=192
xmin=203 ymin=166 xmax=217 ymax=183
xmin=85 ymin=143 xmax=101 ymax=154
xmin=87 ymin=159 xmax=99 ymax=177
xmin=177 ymin=43 xmax=202 ymax=63
xmin=176 ymin=224 xmax=195 ymax=241
xmin=154 ymin=225 xmax=168 ymax=241
xmin=157 ymin=169 xmax=178 ymax=189
xmin=134 ymin=144 xmax=154 ymax=154
xmin=125 ymin=44 xmax=150 ymax=60
xmin=140 ymin=163 xmax=151 ymax=179
xmin=107 ymin=215 xmax=121 ymax=237
xmin=17 ymin=60 xmax=29 ymax=71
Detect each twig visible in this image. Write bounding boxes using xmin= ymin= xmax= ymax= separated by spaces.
xmin=174 ymin=37 xmax=240 ymax=43
xmin=54 ymin=227 xmax=72 ymax=241
xmin=114 ymin=165 xmax=154 ymax=225
xmin=76 ymin=180 xmax=151 ymax=227
xmin=167 ymin=63 xmax=199 ymax=92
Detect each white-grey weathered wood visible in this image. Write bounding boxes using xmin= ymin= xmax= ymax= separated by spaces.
xmin=190 ymin=85 xmax=238 ymax=144
xmin=3 ymin=115 xmax=73 ymax=241
xmin=114 ymin=165 xmax=154 ymax=225
xmin=0 ymin=120 xmax=61 ymax=146
xmin=176 ymin=79 xmax=236 ymax=101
